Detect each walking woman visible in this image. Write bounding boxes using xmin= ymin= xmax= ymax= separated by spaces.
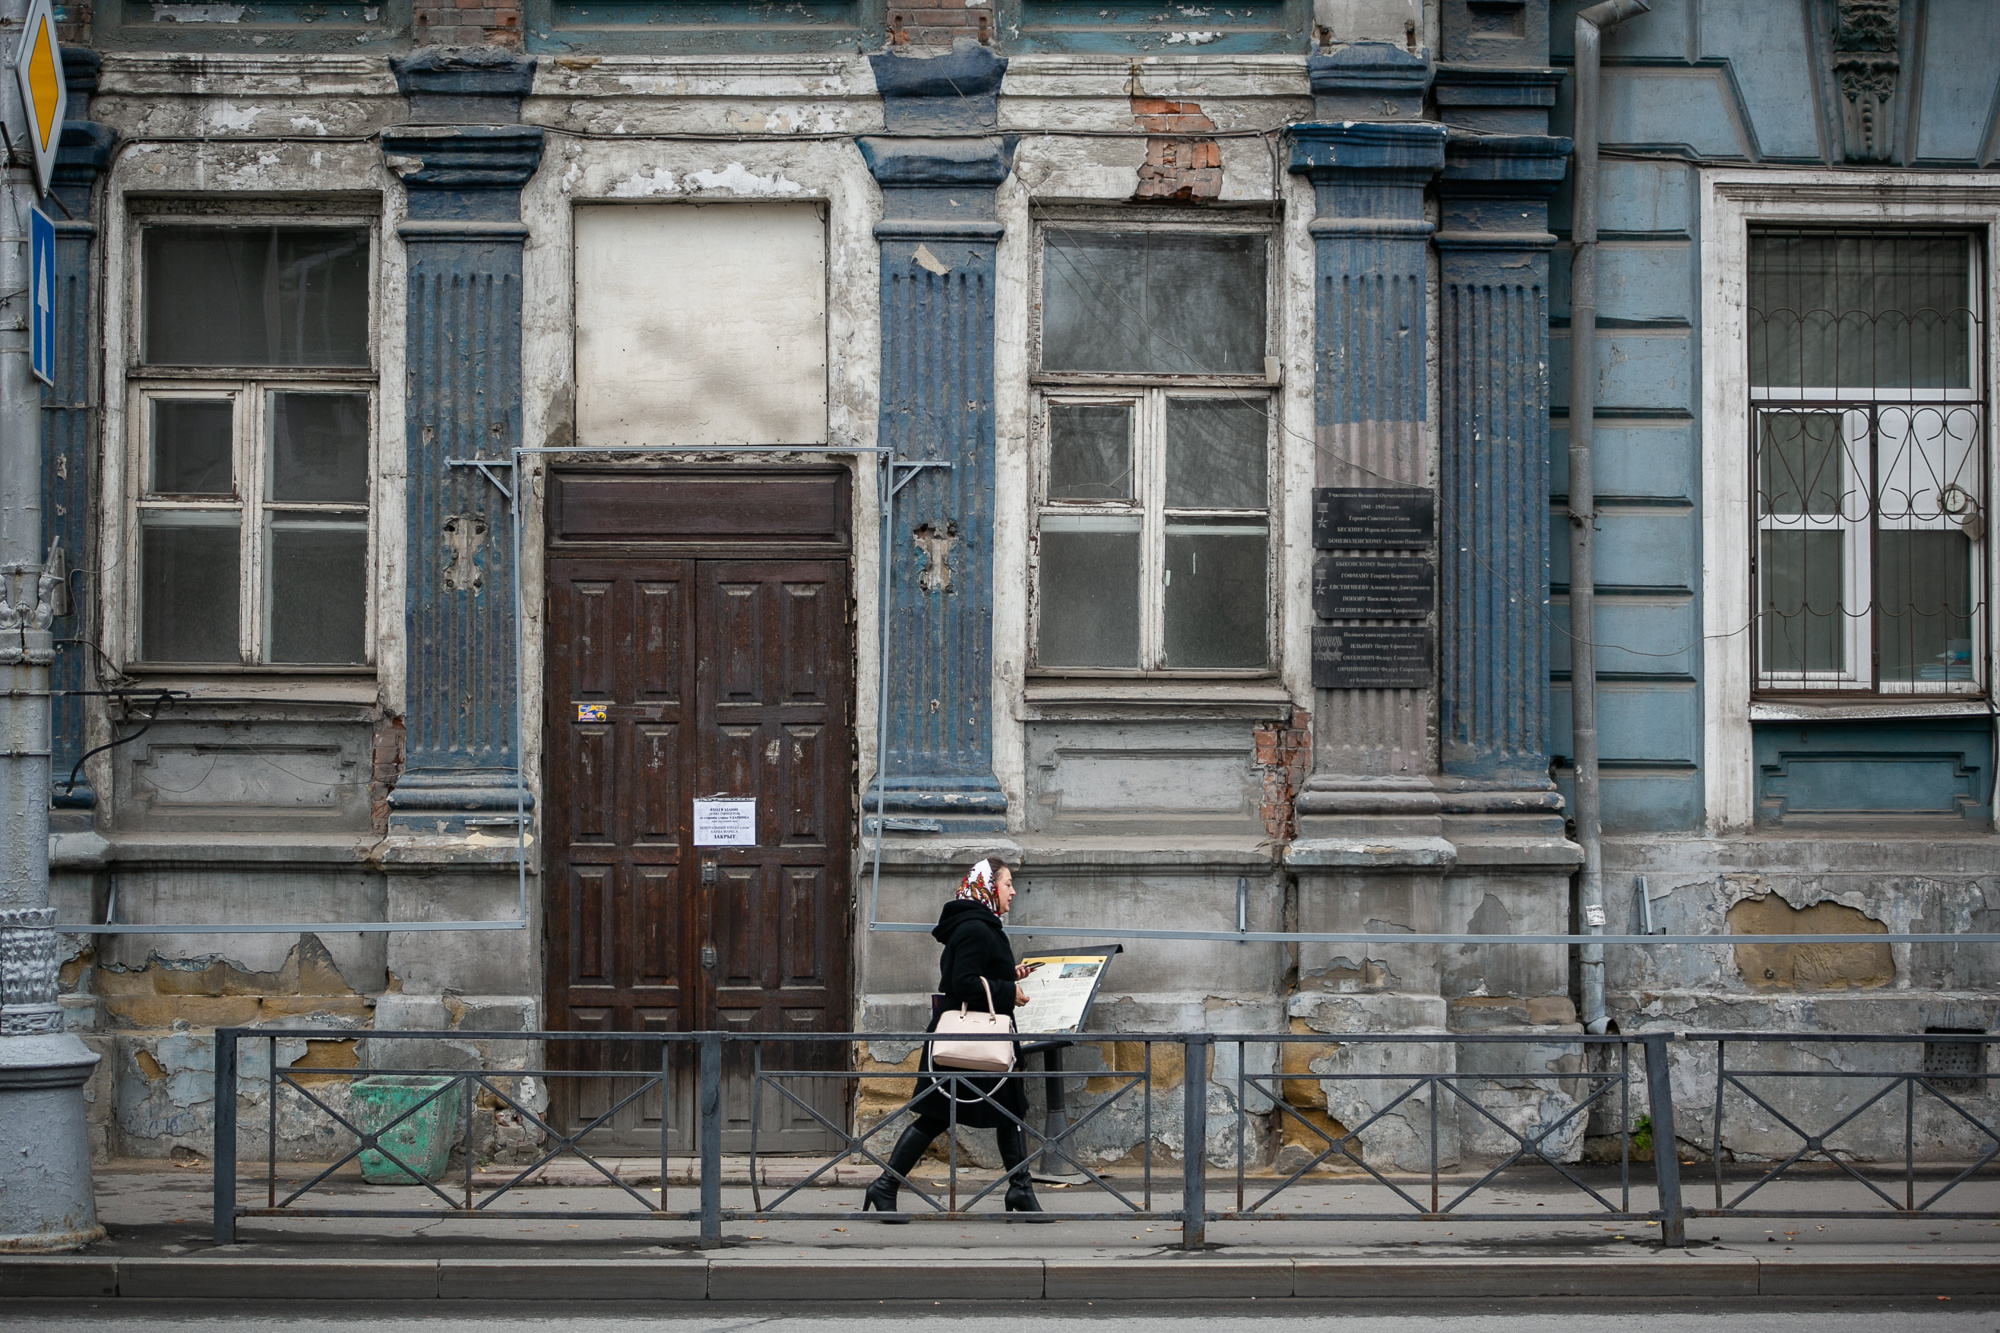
xmin=863 ymin=856 xmax=1043 ymax=1217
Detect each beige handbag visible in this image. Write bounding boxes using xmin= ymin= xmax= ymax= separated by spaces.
xmin=929 ymin=977 xmax=1017 ymax=1073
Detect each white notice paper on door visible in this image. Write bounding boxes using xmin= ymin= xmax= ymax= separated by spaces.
xmin=692 ymin=798 xmax=757 ymax=847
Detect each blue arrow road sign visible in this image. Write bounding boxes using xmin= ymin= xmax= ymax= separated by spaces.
xmin=29 ymin=205 xmax=53 ymax=387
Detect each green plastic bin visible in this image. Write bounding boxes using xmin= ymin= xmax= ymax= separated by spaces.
xmin=352 ymin=1075 xmax=462 ymax=1184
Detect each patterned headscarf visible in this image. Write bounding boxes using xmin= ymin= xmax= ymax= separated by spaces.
xmin=955 ymin=858 xmax=1002 ymax=913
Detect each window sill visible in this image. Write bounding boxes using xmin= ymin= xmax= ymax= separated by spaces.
xmin=1021 ymin=676 xmax=1297 ymax=721
xmin=1749 ymin=698 xmax=1994 ymax=722
xmin=108 ymin=672 xmax=379 ymax=709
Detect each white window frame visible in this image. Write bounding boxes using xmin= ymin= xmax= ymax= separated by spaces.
xmin=123 ymin=212 xmax=380 ymax=672
xmin=1700 ymin=171 xmax=2000 ymax=833
xmin=1027 ymin=215 xmax=1282 ymax=677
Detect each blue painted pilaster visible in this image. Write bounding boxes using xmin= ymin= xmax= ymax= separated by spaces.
xmin=860 ymin=47 xmax=1009 ymax=834
xmin=1433 ymin=130 xmax=1571 ymax=833
xmin=382 ymin=54 xmax=541 ymax=833
xmin=1288 ymin=112 xmax=1446 ymax=834
xmin=46 ymin=49 xmax=117 ymax=818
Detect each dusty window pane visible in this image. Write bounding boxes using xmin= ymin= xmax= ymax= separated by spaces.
xmin=141 ymin=514 xmax=239 ymax=662
xmin=1877 ymin=530 xmax=1973 ymax=683
xmin=151 ymin=399 xmax=233 ymax=495
xmin=1038 ymin=517 xmax=1140 ymax=667
xmin=1759 ymin=529 xmax=1845 ymax=673
xmin=1757 ymin=412 xmax=1848 ymax=517
xmin=267 ymin=522 xmax=368 ymax=664
xmin=1048 ymin=404 xmax=1133 ymax=500
xmin=270 ymin=392 xmax=369 ymax=503
xmin=1164 ymin=522 xmax=1267 ymax=668
xmin=1167 ymin=398 xmax=1267 ymax=509
xmin=1042 ymin=231 xmax=1267 ymax=375
xmin=1749 ymin=231 xmax=1972 ymax=391
xmin=144 ymin=226 xmax=369 ymax=368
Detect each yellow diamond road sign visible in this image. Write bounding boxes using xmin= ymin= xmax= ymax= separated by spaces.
xmin=13 ymin=0 xmax=64 ymax=197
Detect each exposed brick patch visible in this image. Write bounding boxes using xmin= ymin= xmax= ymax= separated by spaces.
xmin=1254 ymin=707 xmax=1311 ymax=842
xmin=1130 ymin=97 xmax=1222 ymax=202
xmin=415 ymin=0 xmax=521 ymax=49
xmin=1130 ymin=98 xmax=1218 ymax=134
xmin=371 ymin=714 xmax=406 ymax=836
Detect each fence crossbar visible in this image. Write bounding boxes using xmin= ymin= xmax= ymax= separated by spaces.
xmin=1237 ymin=1074 xmax=1435 ymax=1214
xmin=748 ymin=1071 xmax=945 ymax=1216
xmin=269 ymin=1070 xmax=459 ymax=1210
xmin=1719 ymin=1071 xmax=1908 ymax=1211
xmin=1441 ymin=1073 xmax=1627 ymax=1215
xmin=462 ymin=1071 xmax=665 ymax=1213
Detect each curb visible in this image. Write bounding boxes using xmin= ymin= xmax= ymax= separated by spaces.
xmin=4 ymin=1255 xmax=1998 ymax=1300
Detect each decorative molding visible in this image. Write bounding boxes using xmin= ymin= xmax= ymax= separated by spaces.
xmin=1833 ymin=0 xmax=1901 ymax=163
xmin=0 ymin=908 xmax=63 ymax=1037
xmin=528 ymin=56 xmax=872 ymax=101
xmin=393 ymin=47 xmax=536 ymax=126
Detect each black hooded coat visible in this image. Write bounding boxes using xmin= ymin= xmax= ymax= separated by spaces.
xmin=908 ymin=898 xmax=1029 ymax=1129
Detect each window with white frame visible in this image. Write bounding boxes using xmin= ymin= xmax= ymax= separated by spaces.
xmin=130 ymin=220 xmax=375 ymax=668
xmin=1749 ymin=228 xmax=1987 ymax=694
xmin=1030 ymin=223 xmax=1275 ymax=672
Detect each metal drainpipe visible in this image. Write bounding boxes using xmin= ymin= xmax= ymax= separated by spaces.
xmin=1570 ymin=0 xmax=1650 ymax=1037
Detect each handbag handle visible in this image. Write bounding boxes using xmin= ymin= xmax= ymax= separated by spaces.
xmin=958 ymin=976 xmax=999 ymax=1019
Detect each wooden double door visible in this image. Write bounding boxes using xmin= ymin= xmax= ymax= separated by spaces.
xmin=544 ymin=543 xmax=853 ymax=1153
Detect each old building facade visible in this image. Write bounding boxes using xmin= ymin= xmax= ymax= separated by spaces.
xmin=39 ymin=0 xmax=2000 ymax=1165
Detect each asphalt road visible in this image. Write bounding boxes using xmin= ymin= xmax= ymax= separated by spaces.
xmin=5 ymin=1300 xmax=1999 ymax=1330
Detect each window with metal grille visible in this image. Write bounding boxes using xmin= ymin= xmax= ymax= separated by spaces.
xmin=1748 ymin=229 xmax=1987 ymax=695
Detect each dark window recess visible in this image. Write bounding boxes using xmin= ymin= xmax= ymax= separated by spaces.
xmin=143 ymin=226 xmax=370 ymax=368
xmin=1922 ymin=1027 xmax=1987 ymax=1096
xmin=1042 ymin=231 xmax=1267 ymax=376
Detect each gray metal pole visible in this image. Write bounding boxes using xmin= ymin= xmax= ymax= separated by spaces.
xmin=1640 ymin=1033 xmax=1685 ymax=1248
xmin=211 ymin=1030 xmax=238 ymax=1245
xmin=698 ymin=1033 xmax=722 ymax=1249
xmin=1180 ymin=1034 xmax=1207 ymax=1250
xmin=1569 ymin=0 xmax=1650 ymax=1039
xmin=0 ymin=3 xmax=102 ymax=1252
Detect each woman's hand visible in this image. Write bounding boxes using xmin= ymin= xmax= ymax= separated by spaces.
xmin=1015 ymin=986 xmax=1030 ymax=1007
xmin=1014 ymin=963 xmax=1034 ymax=980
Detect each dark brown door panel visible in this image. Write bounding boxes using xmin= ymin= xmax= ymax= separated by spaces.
xmin=545 ymin=539 xmax=851 ymax=1152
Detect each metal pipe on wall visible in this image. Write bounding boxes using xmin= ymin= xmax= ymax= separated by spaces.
xmin=1570 ymin=0 xmax=1650 ymax=1037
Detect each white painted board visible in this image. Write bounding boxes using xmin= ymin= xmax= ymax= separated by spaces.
xmin=692 ymin=798 xmax=757 ymax=847
xmin=574 ymin=202 xmax=828 ymax=448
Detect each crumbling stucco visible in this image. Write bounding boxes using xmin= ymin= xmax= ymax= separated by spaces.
xmin=1728 ymin=893 xmax=1893 ymax=992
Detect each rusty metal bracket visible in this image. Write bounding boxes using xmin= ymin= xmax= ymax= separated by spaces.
xmin=446 ymin=456 xmax=516 ymax=503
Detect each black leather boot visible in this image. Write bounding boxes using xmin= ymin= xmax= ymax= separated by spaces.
xmin=998 ymin=1125 xmax=1047 ymax=1216
xmin=862 ymin=1123 xmax=936 ymax=1222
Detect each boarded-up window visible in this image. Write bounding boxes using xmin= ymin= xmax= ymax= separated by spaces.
xmin=575 ymin=203 xmax=828 ymax=448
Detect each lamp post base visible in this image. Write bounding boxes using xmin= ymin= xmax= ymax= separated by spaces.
xmin=0 ymin=1031 xmax=103 ymax=1253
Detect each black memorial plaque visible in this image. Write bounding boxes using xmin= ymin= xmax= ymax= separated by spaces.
xmin=1312 ymin=626 xmax=1434 ymax=690
xmin=1313 ymin=555 xmax=1434 ymax=620
xmin=1313 ymin=487 xmax=1434 ymax=548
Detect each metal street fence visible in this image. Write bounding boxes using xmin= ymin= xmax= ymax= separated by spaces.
xmin=210 ymin=1028 xmax=2000 ymax=1251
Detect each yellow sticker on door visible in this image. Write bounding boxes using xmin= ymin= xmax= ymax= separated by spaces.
xmin=576 ymin=703 xmax=608 ymax=722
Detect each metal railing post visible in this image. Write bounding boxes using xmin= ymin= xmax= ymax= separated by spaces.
xmin=699 ymin=1032 xmax=722 ymax=1249
xmin=1641 ymin=1033 xmax=1685 ymax=1248
xmin=212 ymin=1027 xmax=238 ymax=1245
xmin=1182 ymin=1034 xmax=1208 ymax=1250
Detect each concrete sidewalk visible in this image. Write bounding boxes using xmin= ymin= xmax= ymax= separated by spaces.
xmin=6 ymin=1162 xmax=2000 ymax=1301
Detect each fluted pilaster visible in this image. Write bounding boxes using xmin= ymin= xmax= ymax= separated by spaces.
xmin=383 ymin=119 xmax=542 ymax=831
